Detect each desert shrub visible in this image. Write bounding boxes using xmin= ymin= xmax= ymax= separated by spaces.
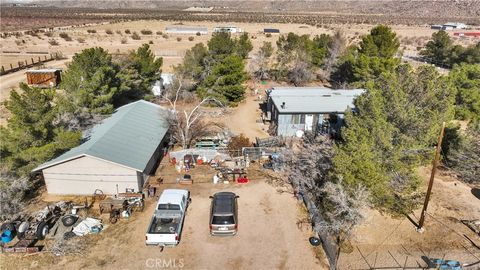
xmin=87 ymin=29 xmax=97 ymax=34
xmin=0 ymin=175 xmax=30 ymax=220
xmin=131 ymin=32 xmax=141 ymax=40
xmin=48 ymin=39 xmax=59 ymax=46
xmin=162 ymin=34 xmax=169 ymax=39
xmin=44 ymin=32 xmax=53 ymax=37
xmin=115 ymin=30 xmax=122 ymax=35
xmin=125 ymin=29 xmax=131 ymax=34
xmin=59 ymin=32 xmax=72 ymax=41
xmin=196 ymin=32 xmax=201 ymax=36
xmin=188 ymin=36 xmax=194 ymax=41
xmin=105 ymin=29 xmax=113 ymax=35
xmin=176 ymin=37 xmax=182 ymax=42
xmin=14 ymin=40 xmax=22 ymax=46
xmin=77 ymin=37 xmax=85 ymax=43
xmin=140 ymin=29 xmax=152 ymax=35
xmin=121 ymin=38 xmax=127 ymax=44
xmin=265 ymin=33 xmax=272 ymax=38
xmin=227 ymin=134 xmax=251 ymax=155
xmin=149 ymin=40 xmax=154 ymax=44
xmin=53 ymin=51 xmax=67 ymax=60
xmin=156 ymin=31 xmax=163 ymax=35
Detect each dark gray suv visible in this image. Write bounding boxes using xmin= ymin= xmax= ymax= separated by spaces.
xmin=209 ymin=192 xmax=239 ymax=236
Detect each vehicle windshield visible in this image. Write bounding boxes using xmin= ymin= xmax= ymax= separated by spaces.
xmin=212 ymin=215 xmax=234 ymax=225
xmin=158 ymin=204 xmax=180 ymax=210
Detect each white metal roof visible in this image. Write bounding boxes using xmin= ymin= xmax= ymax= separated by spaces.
xmin=269 ymin=87 xmax=365 ymax=114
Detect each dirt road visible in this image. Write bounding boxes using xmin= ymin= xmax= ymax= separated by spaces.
xmin=0 ymin=166 xmax=326 ymax=270
xmin=223 ymin=93 xmax=269 ymax=141
xmin=338 ymin=168 xmax=480 ymax=269
xmin=0 ymin=58 xmax=70 ymax=102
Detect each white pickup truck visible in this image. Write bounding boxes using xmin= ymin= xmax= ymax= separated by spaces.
xmin=145 ymin=189 xmax=190 ymax=247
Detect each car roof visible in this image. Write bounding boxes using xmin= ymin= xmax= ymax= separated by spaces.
xmin=212 ymin=192 xmax=236 ymax=214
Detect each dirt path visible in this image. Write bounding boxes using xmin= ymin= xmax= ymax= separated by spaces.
xmin=338 ymin=168 xmax=480 ymax=269
xmin=0 ymin=166 xmax=326 ymax=270
xmin=223 ymin=94 xmax=269 ymax=141
xmin=0 ymin=58 xmax=70 ymax=102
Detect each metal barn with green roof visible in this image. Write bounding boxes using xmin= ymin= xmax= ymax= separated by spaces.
xmin=33 ymin=100 xmax=170 ymax=195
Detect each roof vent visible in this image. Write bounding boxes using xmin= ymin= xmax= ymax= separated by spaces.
xmin=281 ymin=102 xmax=286 ymax=109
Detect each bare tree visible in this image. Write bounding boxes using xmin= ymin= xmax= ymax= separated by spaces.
xmin=445 ymin=128 xmax=480 ymax=184
xmin=323 ymin=30 xmax=347 ymax=76
xmin=162 ymin=81 xmax=224 ymax=149
xmin=53 ymin=107 xmax=104 ymax=132
xmin=0 ymin=170 xmax=30 ymax=220
xmin=287 ymin=49 xmax=314 ymax=86
xmin=251 ymin=41 xmax=273 ymax=80
xmin=318 ymin=180 xmax=369 ymax=240
xmin=282 ymin=133 xmax=368 ymax=242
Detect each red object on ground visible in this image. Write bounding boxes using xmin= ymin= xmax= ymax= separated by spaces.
xmin=237 ymin=177 xmax=249 ymax=184
xmin=171 ymin=157 xmax=176 ymax=165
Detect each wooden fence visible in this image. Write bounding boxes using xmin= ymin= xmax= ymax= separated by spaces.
xmin=0 ymin=53 xmax=61 ymax=76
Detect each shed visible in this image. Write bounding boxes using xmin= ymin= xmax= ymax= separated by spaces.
xmin=264 ymin=28 xmax=280 ymax=33
xmin=165 ymin=26 xmax=208 ymax=35
xmin=213 ymin=26 xmax=242 ymax=33
xmin=265 ymin=87 xmax=365 ymax=136
xmin=32 ymin=100 xmax=170 ymax=195
xmin=26 ymin=68 xmax=62 ymax=87
xmin=443 ymin=22 xmax=467 ymax=29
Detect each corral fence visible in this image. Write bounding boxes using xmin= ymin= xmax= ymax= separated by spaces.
xmin=1 ymin=52 xmax=61 ymax=76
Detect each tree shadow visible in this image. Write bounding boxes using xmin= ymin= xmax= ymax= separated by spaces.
xmin=471 ymin=188 xmax=480 ymax=200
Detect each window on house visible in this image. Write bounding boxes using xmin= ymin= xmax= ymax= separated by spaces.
xmin=291 ymin=114 xmax=305 ymax=124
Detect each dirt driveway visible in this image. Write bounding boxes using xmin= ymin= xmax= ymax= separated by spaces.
xmin=0 ymin=174 xmax=325 ymax=270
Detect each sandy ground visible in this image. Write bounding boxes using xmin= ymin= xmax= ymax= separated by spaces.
xmin=2 ymin=18 xmax=478 ymax=102
xmin=0 ymin=163 xmax=326 ymax=270
xmin=337 ymin=167 xmax=480 ymax=270
xmin=222 ymin=93 xmax=270 ymax=141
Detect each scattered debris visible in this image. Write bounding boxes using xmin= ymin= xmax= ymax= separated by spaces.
xmin=462 ymin=219 xmax=480 ymax=236
xmin=72 ymin=218 xmax=102 ymax=236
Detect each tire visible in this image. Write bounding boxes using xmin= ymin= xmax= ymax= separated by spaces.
xmin=36 ymin=221 xmax=49 ymax=240
xmin=109 ymin=216 xmax=118 ymax=224
xmin=17 ymin=231 xmax=25 ymax=240
xmin=17 ymin=221 xmax=29 ymax=233
xmin=1 ymin=222 xmax=15 ymax=233
xmin=62 ymin=215 xmax=78 ymax=227
xmin=309 ymin=236 xmax=321 ymax=246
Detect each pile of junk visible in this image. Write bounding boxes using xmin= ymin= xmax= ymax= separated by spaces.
xmin=0 ymin=201 xmax=102 ymax=253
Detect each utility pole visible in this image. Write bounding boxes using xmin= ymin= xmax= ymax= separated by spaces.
xmin=417 ymin=122 xmax=446 ymax=232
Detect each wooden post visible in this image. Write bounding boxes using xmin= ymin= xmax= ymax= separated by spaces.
xmin=417 ymin=122 xmax=446 ymax=231
xmin=31 ymin=58 xmax=34 ymax=64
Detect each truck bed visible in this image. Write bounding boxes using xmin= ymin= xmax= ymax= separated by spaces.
xmin=148 ymin=216 xmax=180 ymax=234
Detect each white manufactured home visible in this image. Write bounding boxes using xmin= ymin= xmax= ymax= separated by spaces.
xmin=33 ymin=100 xmax=170 ymax=195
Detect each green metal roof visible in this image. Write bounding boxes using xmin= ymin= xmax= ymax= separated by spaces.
xmin=33 ymin=100 xmax=170 ymax=172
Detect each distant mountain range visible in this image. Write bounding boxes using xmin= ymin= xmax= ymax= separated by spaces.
xmin=2 ymin=0 xmax=479 ymax=22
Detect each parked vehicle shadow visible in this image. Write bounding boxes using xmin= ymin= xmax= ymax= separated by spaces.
xmin=471 ymin=188 xmax=480 ymax=200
